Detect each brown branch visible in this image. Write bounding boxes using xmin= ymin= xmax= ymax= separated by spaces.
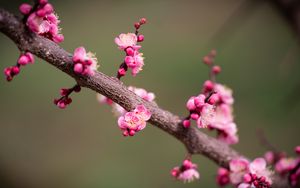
xmin=0 ymin=8 xmax=289 ymax=187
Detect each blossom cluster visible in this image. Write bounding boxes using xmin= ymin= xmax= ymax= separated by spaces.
xmin=72 ymin=47 xmax=99 ymax=76
xmin=4 ymin=52 xmax=34 ymax=81
xmin=54 ymin=85 xmax=81 ymax=109
xmin=20 ymin=0 xmax=64 ymax=43
xmin=263 ymin=146 xmax=300 ymax=186
xmin=183 ymin=50 xmax=238 ymax=145
xmin=115 ymin=18 xmax=147 ymax=78
xmin=216 ymin=158 xmax=273 ymax=188
xmin=171 ymin=159 xmax=200 ymax=183
xmin=98 ymin=86 xmax=155 ymax=136
xmin=117 ymin=105 xmax=151 ymax=136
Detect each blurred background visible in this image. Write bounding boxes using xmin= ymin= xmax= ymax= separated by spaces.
xmin=0 ymin=0 xmax=300 ymax=187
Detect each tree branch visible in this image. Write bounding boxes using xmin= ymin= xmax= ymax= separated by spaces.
xmin=0 ymin=7 xmax=289 ymax=187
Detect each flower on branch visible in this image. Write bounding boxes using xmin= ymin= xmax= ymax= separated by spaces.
xmin=117 ymin=104 xmax=151 ymax=136
xmin=171 ymin=159 xmax=200 ymax=183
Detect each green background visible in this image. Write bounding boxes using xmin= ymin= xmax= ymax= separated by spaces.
xmin=0 ymin=0 xmax=299 ymax=187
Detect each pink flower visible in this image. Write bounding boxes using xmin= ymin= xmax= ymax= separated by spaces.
xmin=208 ymin=104 xmax=238 ymax=144
xmin=25 ymin=2 xmax=64 ymax=43
xmin=275 ymin=157 xmax=298 ymax=176
xmin=171 ymin=159 xmax=200 ymax=183
xmin=117 ymin=105 xmax=151 ymax=136
xmin=72 ymin=47 xmax=99 ymax=76
xmin=214 ymin=84 xmax=234 ymax=105
xmin=236 ymin=158 xmax=273 ymax=188
xmin=115 ymin=33 xmax=139 ymax=50
xmin=196 ymin=104 xmax=215 ymax=128
xmin=128 ymin=52 xmax=145 ymax=76
xmin=229 ymin=158 xmax=249 ymax=185
xmin=249 ymin=158 xmax=272 ymax=184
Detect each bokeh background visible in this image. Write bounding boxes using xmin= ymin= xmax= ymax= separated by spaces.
xmin=0 ymin=0 xmax=300 ymax=187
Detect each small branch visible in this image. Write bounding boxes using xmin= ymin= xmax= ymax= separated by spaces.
xmin=0 ymin=8 xmax=289 ymax=187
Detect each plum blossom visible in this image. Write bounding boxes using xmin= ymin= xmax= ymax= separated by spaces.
xmin=171 ymin=159 xmax=200 ymax=183
xmin=72 ymin=47 xmax=99 ymax=76
xmin=214 ymin=84 xmax=234 ymax=105
xmin=183 ymin=51 xmax=239 ymax=144
xmin=23 ymin=0 xmax=64 ymax=43
xmin=115 ymin=33 xmax=140 ymax=50
xmin=237 ymin=158 xmax=272 ymax=188
xmin=229 ymin=158 xmax=250 ymax=185
xmin=115 ymin=18 xmax=147 ymax=79
xmin=117 ymin=105 xmax=151 ymax=136
xmin=275 ymin=157 xmax=298 ymax=176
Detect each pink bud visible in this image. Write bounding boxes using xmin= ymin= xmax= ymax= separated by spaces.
xmin=6 ymin=76 xmax=13 ymax=82
xmin=203 ymin=56 xmax=212 ymax=65
xmin=74 ymin=85 xmax=81 ymax=93
xmin=194 ymin=95 xmax=205 ymax=108
xmin=53 ymin=34 xmax=64 ymax=43
xmin=139 ymin=18 xmax=147 ymax=25
xmin=65 ymin=98 xmax=72 ymax=104
xmin=253 ymin=180 xmax=259 ymax=186
xmin=36 ymin=9 xmax=46 ymax=17
xmin=212 ymin=65 xmax=221 ymax=74
xmin=208 ymin=94 xmax=219 ymax=105
xmin=186 ymin=97 xmax=196 ymax=111
xmin=137 ymin=35 xmax=144 ymax=42
xmin=118 ymin=68 xmax=126 ymax=76
xmin=25 ymin=52 xmax=34 ymax=64
xmin=125 ymin=47 xmax=135 ymax=56
xmin=134 ymin=22 xmax=140 ymax=29
xmin=210 ymin=49 xmax=217 ymax=57
xmin=18 ymin=55 xmax=30 ymax=66
xmin=124 ymin=56 xmax=134 ymax=65
xmin=183 ymin=160 xmax=192 ymax=168
xmin=243 ymin=173 xmax=252 ymax=183
xmin=171 ymin=169 xmax=178 ymax=177
xmin=43 ymin=3 xmax=53 ymax=14
xmin=74 ymin=63 xmax=83 ymax=73
xmin=123 ymin=130 xmax=129 ymax=137
xmin=260 ymin=176 xmax=266 ymax=182
xmin=203 ymin=80 xmax=214 ymax=91
xmin=4 ymin=67 xmax=12 ymax=76
xmin=60 ymin=88 xmax=69 ymax=96
xmin=39 ymin=0 xmax=48 ymax=5
xmin=183 ymin=119 xmax=191 ymax=128
xmin=295 ymin=146 xmax=300 ymax=154
xmin=12 ymin=66 xmax=20 ymax=75
xmin=57 ymin=101 xmax=66 ymax=109
xmin=129 ymin=130 xmax=136 ymax=136
xmin=218 ymin=168 xmax=229 ymax=176
xmin=190 ymin=113 xmax=199 ymax=120
xmin=19 ymin=3 xmax=32 ymax=15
